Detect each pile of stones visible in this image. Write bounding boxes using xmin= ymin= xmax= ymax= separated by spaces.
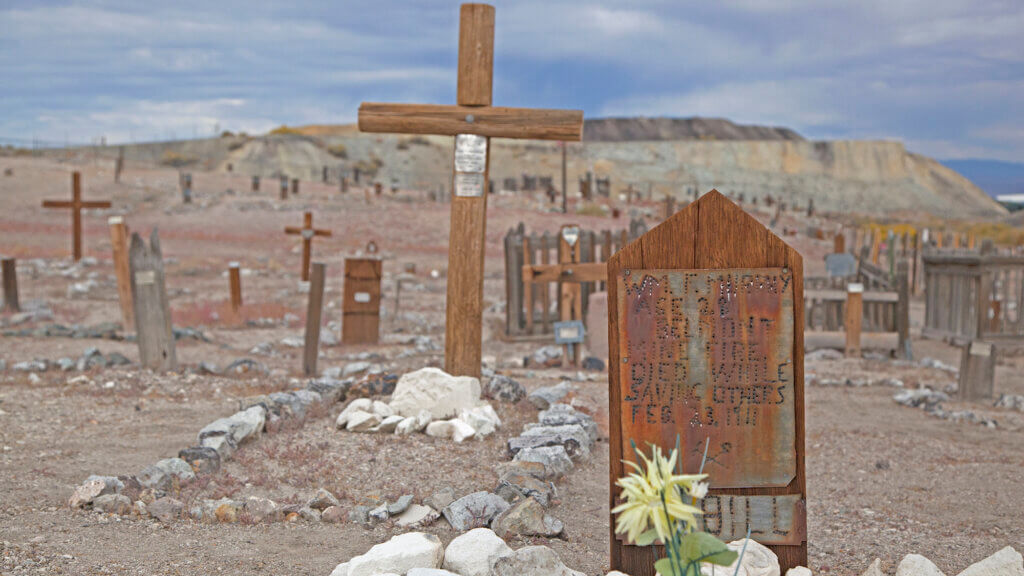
xmin=67 ymin=374 xmax=351 ymax=523
xmin=8 ymin=348 xmax=131 ymax=374
xmin=893 ymin=388 xmax=998 ymax=428
xmin=995 ymin=393 xmax=1024 ymax=412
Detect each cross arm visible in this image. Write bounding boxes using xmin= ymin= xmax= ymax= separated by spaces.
xmin=284 ymin=227 xmax=303 ymax=235
xmin=42 ymin=200 xmax=73 ymax=208
xmin=81 ymin=201 xmax=112 ymax=208
xmin=523 ymin=262 xmax=607 ymax=284
xmin=314 ymin=230 xmax=332 ymax=237
xmin=359 ymin=103 xmax=583 ymax=141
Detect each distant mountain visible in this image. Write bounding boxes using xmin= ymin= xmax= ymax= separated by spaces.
xmin=583 ymin=117 xmax=804 ymax=142
xmin=941 ymin=159 xmax=1024 ymax=198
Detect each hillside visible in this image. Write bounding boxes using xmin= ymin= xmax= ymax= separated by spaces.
xmin=64 ymin=120 xmax=1006 ymax=219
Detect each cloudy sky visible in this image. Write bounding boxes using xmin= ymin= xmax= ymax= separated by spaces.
xmin=1 ymin=0 xmax=1021 ymax=161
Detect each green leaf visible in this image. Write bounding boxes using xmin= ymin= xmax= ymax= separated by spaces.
xmin=678 ymin=532 xmax=739 ymax=566
xmin=634 ymin=528 xmax=661 ymax=546
xmin=655 ymin=557 xmax=682 ymax=576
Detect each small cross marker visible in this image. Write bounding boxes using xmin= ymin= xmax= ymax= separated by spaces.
xmin=284 ymin=211 xmax=332 ymax=281
xmin=42 ymin=172 xmax=112 ymax=261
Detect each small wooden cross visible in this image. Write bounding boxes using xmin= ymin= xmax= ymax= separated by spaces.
xmin=284 ymin=211 xmax=332 ymax=281
xmin=358 ymin=3 xmax=584 ymax=377
xmin=42 ymin=172 xmax=112 ymax=261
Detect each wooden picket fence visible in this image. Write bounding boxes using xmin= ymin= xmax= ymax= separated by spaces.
xmin=504 ymin=219 xmax=647 ymax=337
xmin=923 ymin=241 xmax=1024 ymax=345
xmin=804 ymin=262 xmax=911 ymax=357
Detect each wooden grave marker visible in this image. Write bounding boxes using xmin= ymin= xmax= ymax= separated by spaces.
xmin=2 ymin=257 xmax=19 ymax=312
xmin=42 ymin=172 xmax=112 ymax=261
xmin=959 ymin=341 xmax=995 ymax=401
xmin=228 ymin=262 xmax=243 ymax=313
xmin=358 ymin=3 xmax=584 ymax=377
xmin=304 ymin=262 xmax=327 ymax=376
xmin=180 ymin=172 xmax=193 ymax=203
xmin=291 ymin=178 xmax=300 ymax=196
xmin=845 ymin=282 xmax=863 ymax=357
xmin=342 ymin=258 xmax=383 ymax=345
xmin=129 ymin=229 xmax=177 ymax=371
xmin=252 ymin=176 xmax=260 ymax=192
xmin=284 ymin=212 xmax=332 ymax=282
xmin=607 ymin=190 xmax=807 ymax=575
xmin=108 ymin=217 xmax=134 ymax=328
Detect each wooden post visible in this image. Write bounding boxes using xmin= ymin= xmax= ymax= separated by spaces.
xmin=252 ymin=176 xmax=260 ymax=192
xmin=42 ymin=172 xmax=111 ymax=261
xmin=228 ymin=262 xmax=242 ymax=313
xmin=291 ymin=178 xmax=299 ymax=195
xmin=108 ymin=217 xmax=133 ymax=328
xmin=181 ymin=172 xmax=192 ymax=204
xmin=303 ymin=262 xmax=326 ymax=376
xmin=341 ymin=176 xmax=348 ymax=193
xmin=845 ymin=282 xmax=863 ymax=358
xmin=280 ymin=176 xmax=288 ymax=200
xmin=833 ymin=232 xmax=845 ymax=254
xmin=342 ymin=258 xmax=383 ymax=344
xmin=322 ymin=165 xmax=329 ymax=183
xmin=2 ymin=257 xmax=19 ymax=312
xmin=522 ymin=235 xmax=534 ymax=334
xmin=959 ymin=341 xmax=996 ymax=401
xmin=129 ymin=229 xmax=177 ymax=371
xmin=896 ymin=261 xmax=911 ymax=360
xmin=559 ymin=225 xmax=582 ymax=367
xmin=357 ymin=3 xmax=584 ymax=377
xmin=114 ymin=147 xmax=124 ymax=183
xmin=607 ymin=191 xmax=806 ymax=574
xmin=561 ymin=142 xmax=568 ymax=214
xmin=664 ymin=195 xmax=675 ymax=220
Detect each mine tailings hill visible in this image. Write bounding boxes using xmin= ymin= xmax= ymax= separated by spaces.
xmin=88 ymin=118 xmax=1006 ymax=219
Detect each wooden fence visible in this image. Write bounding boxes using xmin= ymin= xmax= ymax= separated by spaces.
xmin=923 ymin=242 xmax=1024 ymax=345
xmin=804 ymin=262 xmax=911 ymax=357
xmin=504 ymin=219 xmax=647 ymax=337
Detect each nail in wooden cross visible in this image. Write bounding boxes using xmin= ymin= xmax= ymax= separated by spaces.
xmin=358 ymin=3 xmax=584 ymax=378
xmin=284 ymin=211 xmax=332 ymax=281
xmin=42 ymin=172 xmax=112 ymax=261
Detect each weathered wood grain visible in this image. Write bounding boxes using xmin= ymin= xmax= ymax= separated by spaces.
xmin=108 ymin=217 xmax=133 ymax=328
xmin=304 ymin=262 xmax=326 ymax=376
xmin=2 ymin=257 xmax=18 ymax=312
xmin=129 ymin=229 xmax=176 ymax=371
xmin=457 ymin=3 xmax=494 ymax=107
xmin=358 ymin=103 xmax=584 ymax=141
xmin=342 ymin=258 xmax=383 ymax=345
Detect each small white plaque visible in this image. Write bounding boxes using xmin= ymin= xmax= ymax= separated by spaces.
xmin=228 ymin=261 xmax=240 ymax=269
xmin=561 ymin=226 xmax=581 ymax=247
xmin=354 ymin=292 xmax=372 ymax=303
xmin=108 ymin=216 xmax=123 ymax=225
xmin=970 ymin=342 xmax=993 ymax=357
xmin=454 ymin=172 xmax=484 ymax=198
xmin=454 ymin=134 xmax=487 ymax=174
xmin=301 ymin=229 xmax=315 ymax=240
xmin=847 ymin=282 xmax=864 ymax=294
xmin=135 ymin=270 xmax=156 ymax=285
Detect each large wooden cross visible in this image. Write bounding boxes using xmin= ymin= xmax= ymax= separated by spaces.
xmin=358 ymin=3 xmax=584 ymax=378
xmin=284 ymin=211 xmax=332 ymax=281
xmin=42 ymin=172 xmax=112 ymax=261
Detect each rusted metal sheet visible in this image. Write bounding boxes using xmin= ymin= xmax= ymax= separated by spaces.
xmin=616 ymin=268 xmax=796 ymax=488
xmin=700 ymin=495 xmax=806 ymax=545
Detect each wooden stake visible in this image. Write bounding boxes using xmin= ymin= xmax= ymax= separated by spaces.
xmin=291 ymin=178 xmax=299 ymax=195
xmin=108 ymin=217 xmax=133 ymax=328
xmin=357 ymin=3 xmax=584 ymax=377
xmin=252 ymin=176 xmax=260 ymax=192
xmin=845 ymin=283 xmax=863 ymax=358
xmin=342 ymin=258 xmax=383 ymax=345
xmin=129 ymin=229 xmax=176 ymax=371
xmin=284 ymin=212 xmax=332 ymax=281
xmin=959 ymin=341 xmax=996 ymax=401
xmin=303 ymin=262 xmax=326 ymax=376
xmin=2 ymin=257 xmax=19 ymax=312
xmin=229 ymin=262 xmax=242 ymax=313
xmin=833 ymin=232 xmax=845 ymax=254
xmin=280 ymin=176 xmax=288 ymax=200
xmin=42 ymin=172 xmax=111 ymax=261
xmin=559 ymin=225 xmax=582 ymax=367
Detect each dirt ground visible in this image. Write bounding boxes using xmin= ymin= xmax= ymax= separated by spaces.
xmin=0 ymin=156 xmax=1021 ymax=576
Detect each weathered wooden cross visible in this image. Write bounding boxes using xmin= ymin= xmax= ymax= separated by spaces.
xmin=358 ymin=3 xmax=584 ymax=377
xmin=42 ymin=172 xmax=112 ymax=261
xmin=284 ymin=211 xmax=332 ymax=282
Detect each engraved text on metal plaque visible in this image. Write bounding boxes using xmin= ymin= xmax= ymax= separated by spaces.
xmin=454 ymin=134 xmax=487 ymax=174
xmin=454 ymin=172 xmax=484 ymax=198
xmin=617 ymin=268 xmax=796 ymax=488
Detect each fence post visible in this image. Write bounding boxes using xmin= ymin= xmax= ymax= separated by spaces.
xmin=2 ymin=257 xmax=18 ymax=312
xmin=897 ymin=261 xmax=911 ymax=359
xmin=229 ymin=262 xmax=242 ymax=313
xmin=845 ymin=283 xmax=863 ymax=358
xmin=959 ymin=341 xmax=996 ymax=401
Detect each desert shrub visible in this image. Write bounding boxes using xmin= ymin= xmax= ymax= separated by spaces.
xmin=327 ymin=144 xmax=348 ymax=158
xmin=220 ymin=130 xmax=235 ymax=138
xmin=160 ymin=150 xmax=197 ymax=167
xmin=269 ymin=125 xmax=302 ymax=136
xmin=407 ymin=136 xmax=431 ymax=147
xmin=575 ymin=202 xmax=609 ymax=217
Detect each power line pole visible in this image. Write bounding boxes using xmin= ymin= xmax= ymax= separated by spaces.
xmin=561 ymin=141 xmax=567 ymax=214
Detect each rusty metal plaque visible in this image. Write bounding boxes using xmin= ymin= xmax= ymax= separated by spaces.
xmin=617 ymin=268 xmax=796 ymax=488
xmin=699 ymin=495 xmax=806 ymax=545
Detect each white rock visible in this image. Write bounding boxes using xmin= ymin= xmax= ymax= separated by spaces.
xmin=395 ymin=417 xmax=421 ymax=435
xmin=490 ymin=545 xmax=585 ymax=576
xmin=607 ymin=572 xmax=632 ymax=576
xmin=701 ymin=539 xmax=780 ymax=576
xmin=957 ymin=547 xmax=1024 ymax=576
xmin=786 ymin=568 xmax=813 ymax=576
xmin=408 ymin=569 xmax=460 ymax=576
xmin=442 ymin=528 xmax=513 ymax=576
xmin=897 ymin=554 xmax=945 ymax=576
xmin=389 ymin=367 xmax=481 ymax=419
xmin=395 ymin=504 xmax=440 ymax=528
xmin=329 ymin=562 xmax=349 ymax=576
xmin=346 ymin=411 xmax=382 ymax=432
xmin=451 ymin=418 xmax=476 ymax=442
xmin=346 ymin=532 xmax=444 ymax=576
xmin=375 ymin=414 xmax=404 ymax=433
xmin=372 ymin=400 xmax=394 ymax=418
xmin=458 ymin=404 xmax=501 ymax=437
xmin=336 ymin=398 xmax=374 ymax=428
xmin=861 ymin=559 xmax=885 ymax=576
xmin=425 ymin=420 xmax=455 ymax=439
